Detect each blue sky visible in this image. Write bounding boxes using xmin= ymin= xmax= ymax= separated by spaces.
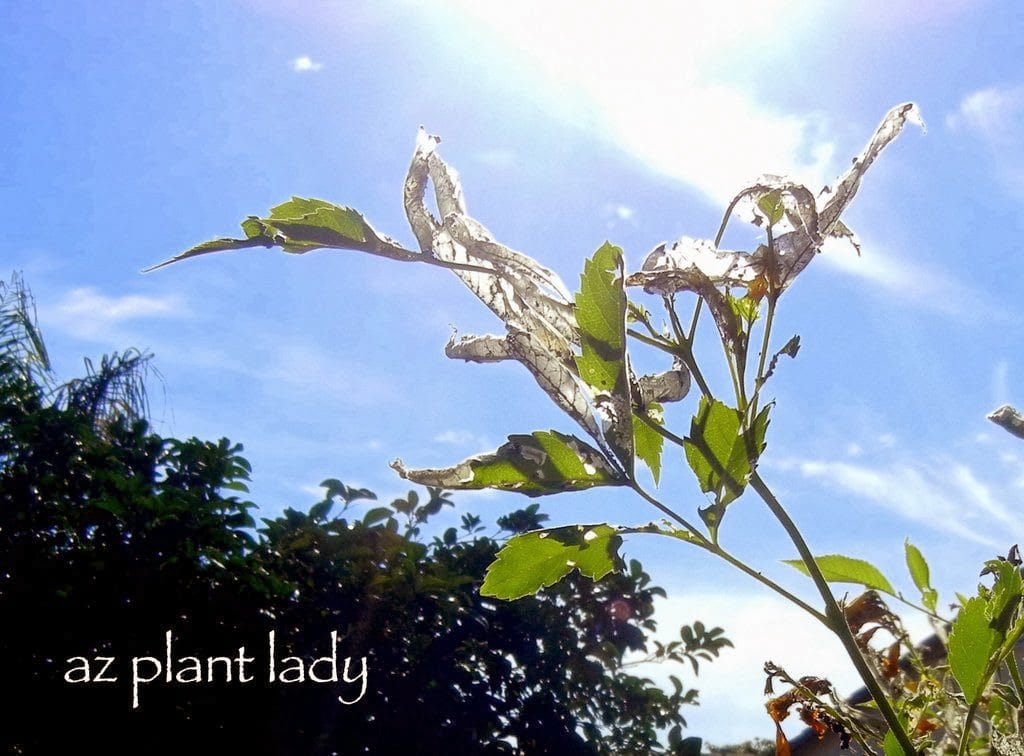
xmin=5 ymin=0 xmax=1024 ymax=744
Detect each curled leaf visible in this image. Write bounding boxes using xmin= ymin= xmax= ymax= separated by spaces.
xmin=391 ymin=430 xmax=627 ymax=497
xmin=627 ymin=103 xmax=923 ymax=295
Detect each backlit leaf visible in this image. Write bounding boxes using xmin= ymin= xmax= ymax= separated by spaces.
xmin=574 ymin=242 xmax=632 ymax=470
xmin=783 ymin=554 xmax=895 ymax=595
xmin=683 ymin=397 xmax=749 ymax=505
xmin=904 ymin=540 xmax=937 ymax=611
xmin=632 ymin=404 xmax=664 ymax=485
xmin=391 ymin=430 xmax=626 ymax=497
xmin=949 ymin=595 xmax=998 ymax=704
xmin=145 ymin=198 xmax=407 ymax=271
xmin=481 ymin=524 xmax=622 ymax=599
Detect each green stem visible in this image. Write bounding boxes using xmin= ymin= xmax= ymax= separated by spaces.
xmin=1009 ymin=654 xmax=1024 ymax=705
xmin=750 ymin=293 xmax=777 ymax=418
xmin=705 ymin=542 xmax=827 ymax=624
xmin=749 ymin=471 xmax=916 ymax=755
xmin=628 ymin=481 xmax=705 ymax=541
xmin=628 ymin=482 xmax=827 ymax=624
xmin=957 ymin=701 xmax=979 ymax=755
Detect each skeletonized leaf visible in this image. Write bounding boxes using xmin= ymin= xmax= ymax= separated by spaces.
xmin=784 ymin=554 xmax=895 ymax=595
xmin=481 ymin=523 xmax=623 ymax=599
xmin=760 ymin=335 xmax=800 ymax=385
xmin=989 ymin=405 xmax=1024 ymax=440
xmin=627 ymin=104 xmax=921 ymax=294
xmin=390 ymin=430 xmax=626 ymax=497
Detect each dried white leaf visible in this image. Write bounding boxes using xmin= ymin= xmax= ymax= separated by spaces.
xmin=628 ymin=103 xmax=923 ymax=294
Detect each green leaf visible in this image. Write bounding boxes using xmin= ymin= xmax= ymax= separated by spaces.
xmin=480 ymin=523 xmax=622 ymax=599
xmin=632 ymin=403 xmax=664 ymax=485
xmin=881 ymin=728 xmax=903 ymax=756
xmin=361 ymin=506 xmax=393 ymax=526
xmin=391 ymin=430 xmax=627 ymax=497
xmin=783 ymin=554 xmax=895 ymax=595
xmin=757 ymin=190 xmax=785 ymax=225
xmin=987 ymin=559 xmax=1023 ymax=636
xmin=683 ymin=397 xmax=749 ymax=506
xmin=574 ymin=242 xmax=632 ymax=470
xmin=726 ymin=292 xmax=760 ymax=327
xmin=145 ymin=197 xmax=399 ymax=271
xmin=904 ymin=540 xmax=937 ymax=611
xmin=949 ymin=595 xmax=999 ymax=704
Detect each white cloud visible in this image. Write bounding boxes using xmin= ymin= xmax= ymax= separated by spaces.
xmin=630 ymin=590 xmax=935 ymax=744
xmin=47 ymin=287 xmax=185 ymax=340
xmin=993 ymin=360 xmax=1010 ymax=406
xmin=946 ymin=85 xmax=1024 ymax=196
xmin=257 ymin=340 xmax=396 ymax=406
xmin=946 ymin=85 xmax=1024 ymax=144
xmin=792 ymin=457 xmax=1018 ymax=547
xmin=291 ymin=55 xmax=323 ymax=72
xmin=448 ymin=0 xmax=836 ymax=206
xmin=815 ymin=237 xmax=998 ymax=319
xmin=433 ymin=429 xmax=490 ymax=446
xmin=474 ymin=149 xmax=517 ymax=169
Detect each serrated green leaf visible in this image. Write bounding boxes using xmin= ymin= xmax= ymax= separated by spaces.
xmin=145 ymin=197 xmax=395 ymax=271
xmin=481 ymin=524 xmax=622 ymax=599
xmin=683 ymin=397 xmax=748 ymax=506
xmin=143 ymin=235 xmax=274 ymax=271
xmin=949 ymin=595 xmax=999 ymax=704
xmin=632 ymin=403 xmax=664 ymax=485
xmin=573 ymin=242 xmax=632 ymax=470
xmin=987 ymin=559 xmax=1023 ymax=636
xmin=783 ymin=554 xmax=895 ymax=595
xmin=391 ymin=430 xmax=626 ymax=497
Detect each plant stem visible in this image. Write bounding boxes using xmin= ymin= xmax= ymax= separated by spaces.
xmin=628 ymin=481 xmax=706 ymax=541
xmin=749 ymin=470 xmax=917 ymax=755
xmin=957 ymin=701 xmax=978 ymax=755
xmin=627 ymin=483 xmax=827 ymax=624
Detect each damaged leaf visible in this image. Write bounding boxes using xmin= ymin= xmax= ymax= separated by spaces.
xmin=760 ymin=335 xmax=801 ymax=385
xmin=390 ymin=430 xmax=627 ymax=497
xmin=627 ymin=104 xmax=923 ymax=295
xmin=480 ymin=524 xmax=623 ymax=599
xmin=145 ymin=197 xmax=415 ymax=271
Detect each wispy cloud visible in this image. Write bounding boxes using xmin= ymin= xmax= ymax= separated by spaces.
xmin=816 ymin=237 xmax=998 ymax=320
xmin=947 ymin=85 xmax=1024 ymax=195
xmin=46 ymin=287 xmax=185 ymax=340
xmin=946 ymin=85 xmax=1024 ymax=143
xmin=256 ymin=340 xmax=396 ymax=406
xmin=291 ymin=55 xmax=323 ymax=72
xmin=433 ymin=429 xmax=490 ymax=446
xmin=474 ymin=148 xmax=517 ymax=169
xmin=787 ymin=457 xmax=1019 ymax=547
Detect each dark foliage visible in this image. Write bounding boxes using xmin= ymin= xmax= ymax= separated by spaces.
xmin=0 ymin=275 xmax=727 ymax=754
